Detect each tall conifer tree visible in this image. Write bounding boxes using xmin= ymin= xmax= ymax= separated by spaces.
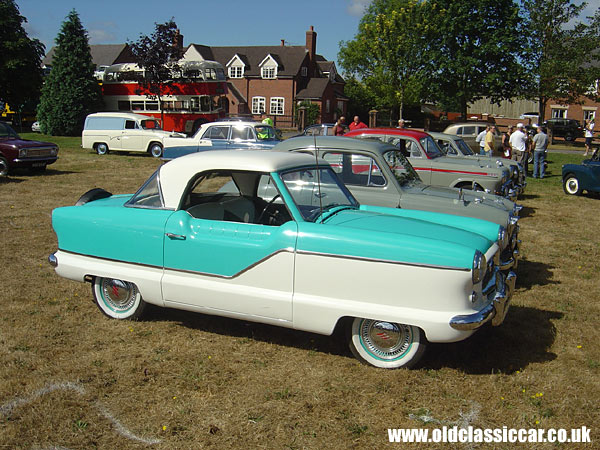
xmin=38 ymin=9 xmax=101 ymax=135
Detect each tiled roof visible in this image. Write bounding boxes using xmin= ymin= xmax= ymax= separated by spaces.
xmin=43 ymin=44 xmax=135 ymax=67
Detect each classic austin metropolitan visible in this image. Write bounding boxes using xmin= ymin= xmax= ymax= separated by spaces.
xmin=274 ymin=137 xmax=521 ymax=272
xmin=49 ymin=151 xmax=515 ymax=369
xmin=562 ymin=149 xmax=600 ymax=196
xmin=345 ymin=128 xmax=516 ymax=200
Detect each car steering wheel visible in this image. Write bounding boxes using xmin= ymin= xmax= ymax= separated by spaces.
xmin=257 ymin=194 xmax=281 ymax=224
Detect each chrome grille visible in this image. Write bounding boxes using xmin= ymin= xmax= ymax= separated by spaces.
xmin=24 ymin=147 xmax=56 ymax=157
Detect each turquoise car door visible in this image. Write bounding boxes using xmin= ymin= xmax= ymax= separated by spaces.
xmin=161 ymin=172 xmax=298 ymax=321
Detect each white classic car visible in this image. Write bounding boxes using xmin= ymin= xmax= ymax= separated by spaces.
xmin=49 ymin=151 xmax=515 ymax=369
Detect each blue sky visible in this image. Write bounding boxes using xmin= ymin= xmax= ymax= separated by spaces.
xmin=17 ymin=0 xmax=373 ymax=66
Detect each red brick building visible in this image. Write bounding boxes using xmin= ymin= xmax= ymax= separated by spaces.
xmin=183 ymin=27 xmax=347 ymax=127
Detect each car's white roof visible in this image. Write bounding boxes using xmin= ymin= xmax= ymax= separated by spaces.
xmin=159 ymin=150 xmax=324 ymax=208
xmin=86 ymin=112 xmax=154 ymax=121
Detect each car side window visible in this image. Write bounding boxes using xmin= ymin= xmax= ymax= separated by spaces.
xmin=462 ymin=126 xmax=476 ymax=135
xmin=125 ymin=120 xmax=137 ymax=130
xmin=456 ymin=127 xmax=463 ymax=135
xmin=202 ymin=126 xmax=230 ymax=140
xmin=438 ymin=140 xmax=455 ymax=155
xmin=181 ymin=170 xmax=291 ymax=226
xmin=230 ymin=126 xmax=253 ymax=141
xmin=322 ymin=152 xmax=385 ymax=187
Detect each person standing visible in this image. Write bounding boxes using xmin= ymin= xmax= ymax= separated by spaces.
xmin=349 ymin=115 xmax=368 ymax=131
xmin=502 ymin=126 xmax=514 ymax=158
xmin=484 ymin=125 xmax=496 ymax=157
xmin=333 ymin=116 xmax=347 ymax=136
xmin=476 ymin=126 xmax=489 ymax=155
xmin=509 ymin=123 xmax=529 ymax=174
xmin=532 ymin=125 xmax=549 ymax=178
xmin=584 ymin=118 xmax=595 ymax=156
xmin=397 ymin=119 xmax=405 ymax=128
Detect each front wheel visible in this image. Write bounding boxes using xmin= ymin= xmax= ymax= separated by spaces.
xmin=0 ymin=157 xmax=9 ymax=177
xmin=92 ymin=277 xmax=146 ymax=320
xmin=563 ymin=174 xmax=582 ymax=195
xmin=149 ymin=143 xmax=163 ymax=158
xmin=348 ymin=318 xmax=426 ymax=369
xmin=96 ymin=143 xmax=109 ymax=155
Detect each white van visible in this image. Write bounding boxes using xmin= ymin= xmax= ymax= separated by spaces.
xmin=82 ymin=112 xmax=180 ymax=158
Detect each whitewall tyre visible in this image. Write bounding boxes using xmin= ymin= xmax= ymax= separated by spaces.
xmin=92 ymin=277 xmax=146 ymax=320
xmin=348 ymin=318 xmax=426 ymax=369
xmin=563 ymin=175 xmax=582 ymax=195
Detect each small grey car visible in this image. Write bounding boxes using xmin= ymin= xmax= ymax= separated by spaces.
xmin=429 ymin=131 xmax=526 ymax=197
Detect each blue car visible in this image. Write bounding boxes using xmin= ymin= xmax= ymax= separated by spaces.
xmin=162 ymin=120 xmax=281 ymax=160
xmin=562 ymin=150 xmax=600 ymax=196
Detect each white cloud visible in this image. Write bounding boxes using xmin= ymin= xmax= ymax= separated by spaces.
xmin=88 ymin=22 xmax=118 ymax=44
xmin=347 ymin=0 xmax=372 ymax=17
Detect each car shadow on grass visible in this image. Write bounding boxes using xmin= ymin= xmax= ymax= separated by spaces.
xmin=421 ymin=305 xmax=562 ymax=374
xmin=143 ymin=302 xmax=561 ymax=374
xmin=515 ymin=258 xmax=558 ymax=290
xmin=144 ymin=306 xmax=349 ymax=359
xmin=516 ymin=205 xmax=535 ymax=219
xmin=0 ymin=176 xmax=25 ymax=184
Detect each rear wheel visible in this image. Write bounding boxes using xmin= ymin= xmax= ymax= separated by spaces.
xmin=563 ymin=174 xmax=582 ymax=195
xmin=92 ymin=277 xmax=146 ymax=320
xmin=564 ymin=131 xmax=574 ymax=142
xmin=149 ymin=143 xmax=163 ymax=158
xmin=348 ymin=318 xmax=426 ymax=369
xmin=96 ymin=143 xmax=109 ymax=155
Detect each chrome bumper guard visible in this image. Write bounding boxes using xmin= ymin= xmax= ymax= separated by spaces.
xmin=449 ymin=270 xmax=516 ymax=331
xmin=48 ymin=252 xmax=58 ymax=267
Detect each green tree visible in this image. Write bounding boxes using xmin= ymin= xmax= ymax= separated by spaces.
xmin=37 ymin=9 xmax=101 ymax=135
xmin=425 ymin=0 xmax=529 ymax=118
xmin=128 ymin=19 xmax=181 ymax=128
xmin=521 ymin=0 xmax=600 ymax=122
xmin=0 ymin=0 xmax=45 ymax=125
xmin=338 ymin=0 xmax=430 ymax=119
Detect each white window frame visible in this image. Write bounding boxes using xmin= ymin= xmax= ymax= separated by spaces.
xmin=270 ymin=97 xmax=284 ymax=115
xmin=252 ymin=96 xmax=266 ymax=114
xmin=228 ymin=66 xmax=244 ymax=78
xmin=261 ymin=66 xmax=276 ymax=79
xmin=551 ymin=108 xmax=567 ymax=119
xmin=301 ymin=66 xmax=308 ymax=77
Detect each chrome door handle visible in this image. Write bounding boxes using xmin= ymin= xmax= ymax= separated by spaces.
xmin=166 ymin=233 xmax=186 ymax=240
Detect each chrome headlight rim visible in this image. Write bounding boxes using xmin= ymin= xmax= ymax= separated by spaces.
xmin=497 ymin=226 xmax=508 ymax=249
xmin=472 ymin=250 xmax=486 ymax=284
xmin=19 ymin=148 xmax=27 ymax=158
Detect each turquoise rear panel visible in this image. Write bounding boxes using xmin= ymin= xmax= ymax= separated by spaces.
xmin=53 ymin=198 xmax=173 ymax=267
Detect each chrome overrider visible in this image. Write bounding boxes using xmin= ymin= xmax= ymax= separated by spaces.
xmin=449 ymin=269 xmax=517 ymax=331
xmin=499 ymin=212 xmax=521 ymax=272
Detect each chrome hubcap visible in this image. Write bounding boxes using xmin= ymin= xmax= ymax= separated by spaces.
xmin=360 ymin=320 xmax=412 ymax=360
xmin=567 ymin=179 xmax=578 ymax=193
xmin=101 ymin=278 xmax=137 ymax=312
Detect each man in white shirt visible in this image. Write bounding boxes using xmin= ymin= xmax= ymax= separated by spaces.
xmin=475 ymin=126 xmax=489 ymax=155
xmin=584 ymin=119 xmax=595 ymax=156
xmin=509 ymin=123 xmax=529 ymax=173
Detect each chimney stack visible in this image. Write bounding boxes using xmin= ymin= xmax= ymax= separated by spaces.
xmin=281 ymin=39 xmax=285 ymax=46
xmin=305 ymin=26 xmax=316 ymax=76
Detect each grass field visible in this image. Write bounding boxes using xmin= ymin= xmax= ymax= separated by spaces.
xmin=1 ymin=135 xmax=599 ymax=448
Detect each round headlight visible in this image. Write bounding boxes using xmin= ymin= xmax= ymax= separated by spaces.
xmin=472 ymin=250 xmax=486 ymax=284
xmin=19 ymin=148 xmax=27 ymax=158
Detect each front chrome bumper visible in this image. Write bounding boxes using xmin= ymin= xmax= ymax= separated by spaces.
xmin=449 ymin=270 xmax=516 ymax=331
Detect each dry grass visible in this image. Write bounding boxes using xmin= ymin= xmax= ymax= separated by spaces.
xmin=1 ymin=137 xmax=599 ymax=449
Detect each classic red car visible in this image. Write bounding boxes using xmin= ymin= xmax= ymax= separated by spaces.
xmin=0 ymin=121 xmax=58 ymax=176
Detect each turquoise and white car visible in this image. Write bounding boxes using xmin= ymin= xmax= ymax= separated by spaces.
xmin=48 ymin=150 xmax=515 ymax=369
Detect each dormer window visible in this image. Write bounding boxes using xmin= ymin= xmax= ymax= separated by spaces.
xmin=262 ymin=67 xmax=276 ymax=79
xmin=226 ymin=54 xmax=246 ymax=79
xmin=301 ymin=67 xmax=308 ymax=77
xmin=229 ymin=66 xmax=244 ymax=78
xmin=259 ymin=54 xmax=279 ymax=79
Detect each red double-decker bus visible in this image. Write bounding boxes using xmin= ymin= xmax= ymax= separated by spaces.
xmin=101 ymin=60 xmax=228 ymax=134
